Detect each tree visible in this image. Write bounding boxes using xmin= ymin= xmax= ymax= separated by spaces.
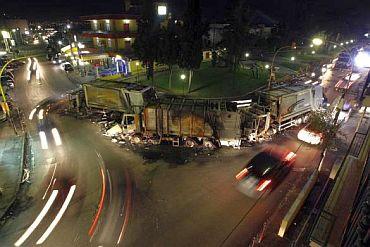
xmin=133 ymin=0 xmax=159 ymax=84
xmin=307 ymin=111 xmax=340 ymax=147
xmin=157 ymin=19 xmax=181 ymax=89
xmin=178 ymin=0 xmax=206 ymax=93
xmin=222 ymin=0 xmax=252 ymax=72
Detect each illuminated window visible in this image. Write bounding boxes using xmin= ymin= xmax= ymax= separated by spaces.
xmin=105 ymin=20 xmax=111 ymax=31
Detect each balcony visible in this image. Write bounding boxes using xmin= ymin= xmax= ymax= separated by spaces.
xmin=82 ymin=31 xmax=137 ymax=39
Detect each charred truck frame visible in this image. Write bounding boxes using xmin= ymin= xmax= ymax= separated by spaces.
xmin=71 ymin=79 xmax=323 ymax=148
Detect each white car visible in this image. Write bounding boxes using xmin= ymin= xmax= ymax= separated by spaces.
xmin=297 ymin=125 xmax=323 ymax=145
xmin=337 ymin=102 xmax=352 ymax=123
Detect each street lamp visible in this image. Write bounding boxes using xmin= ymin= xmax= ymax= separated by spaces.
xmin=350 ymin=39 xmax=354 ymax=43
xmin=311 ymin=50 xmax=316 ymax=54
xmin=66 ymin=24 xmax=71 ymax=29
xmin=312 ymin=38 xmax=323 ymax=46
xmin=58 ymin=40 xmax=62 ymax=45
xmin=333 ymin=45 xmax=337 ymax=49
xmin=245 ymin=52 xmax=250 ymax=58
xmin=345 ymin=41 xmax=349 ymax=45
xmin=181 ymin=74 xmax=186 ymax=95
xmin=340 ymin=42 xmax=344 ymax=46
xmin=265 ymin=64 xmax=270 ymax=69
xmin=291 ymin=56 xmax=295 ymax=61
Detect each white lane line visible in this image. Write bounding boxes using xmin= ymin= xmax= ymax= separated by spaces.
xmin=38 ymin=109 xmax=44 ymax=120
xmin=42 ymin=163 xmax=58 ymax=200
xmin=14 ymin=190 xmax=58 ymax=247
xmin=28 ymin=108 xmax=37 ymax=120
xmin=39 ymin=131 xmax=48 ymax=150
xmin=51 ymin=128 xmax=62 ymax=146
xmin=36 ymin=185 xmax=77 ymax=245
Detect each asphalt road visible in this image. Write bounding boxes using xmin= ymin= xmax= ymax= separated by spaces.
xmin=0 ymin=57 xmax=355 ymax=247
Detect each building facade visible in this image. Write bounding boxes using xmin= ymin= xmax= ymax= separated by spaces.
xmin=81 ymin=14 xmax=139 ymax=54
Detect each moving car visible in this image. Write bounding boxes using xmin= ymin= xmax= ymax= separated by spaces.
xmin=235 ymin=149 xmax=296 ymax=198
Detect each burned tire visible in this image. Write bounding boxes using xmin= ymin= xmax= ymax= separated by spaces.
xmin=185 ymin=138 xmax=197 ymax=148
xmin=203 ymin=140 xmax=216 ymax=150
xmin=131 ymin=135 xmax=142 ymax=144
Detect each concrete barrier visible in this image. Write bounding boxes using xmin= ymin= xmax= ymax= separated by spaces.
xmin=278 ymin=169 xmax=319 ymax=237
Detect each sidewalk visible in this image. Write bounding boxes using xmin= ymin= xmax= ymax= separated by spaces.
xmin=0 ymin=123 xmax=25 ymax=219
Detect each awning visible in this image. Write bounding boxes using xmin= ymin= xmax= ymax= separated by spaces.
xmin=81 ymin=53 xmax=109 ymax=61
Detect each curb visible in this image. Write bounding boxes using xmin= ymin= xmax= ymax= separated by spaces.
xmin=0 ymin=133 xmax=27 ymax=220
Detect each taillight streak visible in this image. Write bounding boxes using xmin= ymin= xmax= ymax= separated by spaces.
xmin=235 ymin=168 xmax=248 ymax=180
xmin=256 ymin=179 xmax=271 ymax=191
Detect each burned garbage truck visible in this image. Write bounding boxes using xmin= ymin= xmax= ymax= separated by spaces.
xmin=74 ymin=79 xmax=322 ymax=148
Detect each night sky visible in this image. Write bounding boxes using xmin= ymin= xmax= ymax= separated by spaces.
xmin=2 ymin=0 xmax=370 ymax=28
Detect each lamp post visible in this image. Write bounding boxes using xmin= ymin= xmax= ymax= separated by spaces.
xmin=269 ymin=45 xmax=293 ymax=89
xmin=312 ymin=37 xmax=354 ymax=124
xmin=135 ymin=62 xmax=140 ymax=84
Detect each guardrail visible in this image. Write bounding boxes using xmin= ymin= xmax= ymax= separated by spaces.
xmin=309 ymin=127 xmax=370 ymax=246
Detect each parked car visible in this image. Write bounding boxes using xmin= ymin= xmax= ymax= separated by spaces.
xmin=63 ymin=63 xmax=74 ymax=72
xmin=298 ymin=124 xmax=323 ymax=145
xmin=235 ymin=149 xmax=296 ymax=198
xmin=338 ymin=101 xmax=352 ymax=123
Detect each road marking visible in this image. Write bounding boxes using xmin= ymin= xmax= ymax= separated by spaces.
xmin=28 ymin=108 xmax=37 ymax=120
xmin=116 ymin=169 xmax=132 ymax=245
xmin=51 ymin=128 xmax=62 ymax=146
xmin=36 ymin=185 xmax=77 ymax=245
xmin=42 ymin=163 xmax=58 ymax=200
xmin=38 ymin=109 xmax=44 ymax=120
xmin=39 ymin=131 xmax=48 ymax=150
xmin=14 ymin=190 xmax=58 ymax=247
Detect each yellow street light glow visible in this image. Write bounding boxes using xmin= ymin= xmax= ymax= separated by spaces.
xmin=310 ymin=44 xmax=314 ymax=48
xmin=180 ymin=74 xmax=186 ymax=80
xmin=135 ymin=62 xmax=139 ymax=66
xmin=312 ymin=38 xmax=323 ymax=46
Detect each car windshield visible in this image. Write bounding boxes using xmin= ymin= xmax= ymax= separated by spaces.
xmin=246 ymin=152 xmax=280 ymax=178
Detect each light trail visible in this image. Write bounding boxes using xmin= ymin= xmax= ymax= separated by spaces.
xmin=42 ymin=163 xmax=58 ymax=200
xmin=116 ymin=169 xmax=132 ymax=245
xmin=36 ymin=185 xmax=77 ymax=245
xmin=14 ymin=190 xmax=58 ymax=247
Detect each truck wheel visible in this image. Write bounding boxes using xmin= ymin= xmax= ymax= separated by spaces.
xmin=185 ymin=138 xmax=197 ymax=148
xmin=303 ymin=115 xmax=309 ymax=123
xmin=203 ymin=140 xmax=216 ymax=150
